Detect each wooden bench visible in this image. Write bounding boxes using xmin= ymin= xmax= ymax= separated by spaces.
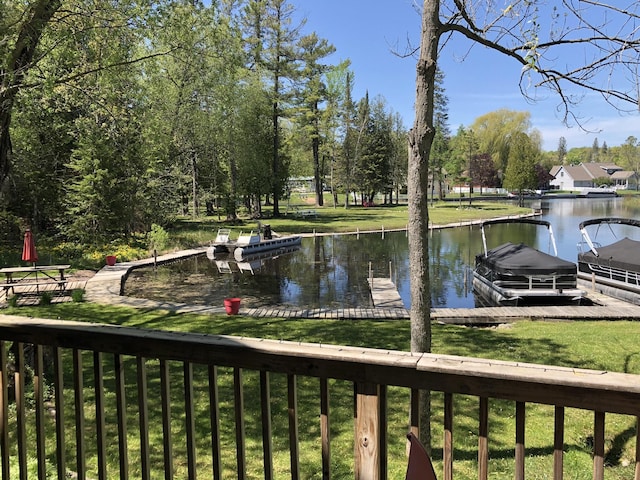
xmin=1 ymin=280 xmax=68 ymax=298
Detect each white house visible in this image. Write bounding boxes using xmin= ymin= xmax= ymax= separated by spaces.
xmin=549 ymin=162 xmax=638 ymax=191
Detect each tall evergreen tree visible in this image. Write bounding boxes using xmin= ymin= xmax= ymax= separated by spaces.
xmin=557 ymin=137 xmax=567 ymax=164
xmin=244 ymin=0 xmax=303 ymax=216
xmin=298 ymin=32 xmax=335 ymax=207
xmin=430 ymin=67 xmax=450 ymax=201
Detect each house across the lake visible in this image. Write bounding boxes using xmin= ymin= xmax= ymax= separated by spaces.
xmin=549 ymin=162 xmax=639 ymax=192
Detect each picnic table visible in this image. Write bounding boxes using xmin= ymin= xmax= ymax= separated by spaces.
xmin=0 ymin=264 xmax=71 ymax=296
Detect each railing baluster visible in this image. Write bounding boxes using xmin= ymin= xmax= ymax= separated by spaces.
xmin=114 ymin=354 xmax=128 ymax=480
xmin=379 ymin=384 xmax=387 ymax=480
xmin=94 ymin=351 xmax=107 ymax=480
xmin=34 ymin=345 xmax=46 ymax=480
xmin=478 ymin=397 xmax=488 ymax=480
xmin=443 ymin=392 xmax=453 ymax=480
xmin=554 ymin=406 xmax=564 ymax=480
xmin=137 ymin=356 xmax=150 ymax=480
xmin=184 ymin=362 xmax=196 ymax=480
xmin=288 ymin=374 xmax=300 ymax=480
xmin=593 ymin=411 xmax=605 ymax=480
xmin=320 ymin=377 xmax=330 ymax=480
xmin=53 ymin=347 xmax=66 ymax=480
xmin=635 ymin=416 xmax=640 ymax=480
xmin=160 ymin=359 xmax=173 ymax=480
xmin=0 ymin=341 xmax=8 ymax=480
xmin=409 ymin=388 xmax=419 ymax=443
xmin=260 ymin=371 xmax=273 ymax=480
xmin=73 ymin=349 xmax=86 ymax=479
xmin=515 ymin=401 xmax=525 ymax=480
xmin=234 ymin=368 xmax=246 ymax=479
xmin=355 ymin=382 xmax=379 ymax=480
xmin=14 ymin=343 xmax=26 ymax=480
xmin=207 ymin=365 xmax=221 ymax=479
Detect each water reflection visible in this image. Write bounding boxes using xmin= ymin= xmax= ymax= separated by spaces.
xmin=125 ymin=197 xmax=640 ymax=309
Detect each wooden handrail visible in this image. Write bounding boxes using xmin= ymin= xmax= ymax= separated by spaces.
xmin=0 ymin=315 xmax=639 ymax=479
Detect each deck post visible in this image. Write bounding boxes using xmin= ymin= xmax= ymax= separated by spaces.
xmin=355 ymin=382 xmax=380 ymax=480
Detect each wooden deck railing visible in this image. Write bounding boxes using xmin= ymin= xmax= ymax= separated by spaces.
xmin=0 ymin=315 xmax=639 ymax=479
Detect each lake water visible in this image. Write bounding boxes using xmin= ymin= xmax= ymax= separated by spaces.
xmin=125 ymin=197 xmax=640 ymax=309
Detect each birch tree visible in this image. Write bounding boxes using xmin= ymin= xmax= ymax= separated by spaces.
xmin=410 ymin=0 xmax=640 ymax=445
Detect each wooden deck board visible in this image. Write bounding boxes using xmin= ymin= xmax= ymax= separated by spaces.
xmin=368 ymin=278 xmax=405 ymax=309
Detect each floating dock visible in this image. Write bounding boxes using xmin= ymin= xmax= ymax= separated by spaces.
xmin=368 ymin=278 xmax=405 ymax=308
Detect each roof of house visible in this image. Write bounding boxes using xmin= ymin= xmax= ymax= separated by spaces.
xmin=549 ymin=165 xmax=562 ymax=176
xmin=551 ymin=162 xmax=625 ymax=181
xmin=611 ymin=170 xmax=636 ymax=180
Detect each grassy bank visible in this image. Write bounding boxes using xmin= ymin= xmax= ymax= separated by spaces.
xmin=4 ymin=303 xmax=640 ymax=479
xmin=168 ymin=199 xmax=531 ymax=249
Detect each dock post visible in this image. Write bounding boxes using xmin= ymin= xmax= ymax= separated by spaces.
xmin=381 ymin=225 xmax=385 ymax=239
xmin=389 ymin=261 xmax=392 ymax=281
xmin=153 ymin=249 xmax=157 ymax=270
xmin=369 ymin=262 xmax=372 ymax=287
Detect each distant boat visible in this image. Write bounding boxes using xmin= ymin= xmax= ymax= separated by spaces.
xmin=473 ymin=218 xmax=585 ymax=306
xmin=578 ymin=218 xmax=640 ymax=304
xmin=207 ymin=228 xmax=302 ymax=260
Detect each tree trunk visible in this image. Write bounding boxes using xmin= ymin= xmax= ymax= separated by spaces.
xmin=408 ymin=0 xmax=441 ymax=448
xmin=313 ymin=101 xmax=323 ymax=207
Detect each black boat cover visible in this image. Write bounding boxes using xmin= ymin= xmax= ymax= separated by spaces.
xmin=578 ymin=237 xmax=640 ymax=274
xmin=480 ymin=242 xmax=577 ymax=276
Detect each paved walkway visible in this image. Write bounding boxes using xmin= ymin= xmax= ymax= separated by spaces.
xmin=81 ymin=248 xmax=640 ymax=322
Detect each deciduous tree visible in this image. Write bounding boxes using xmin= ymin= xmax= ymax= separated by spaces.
xmin=410 ymin=0 xmax=640 ymax=447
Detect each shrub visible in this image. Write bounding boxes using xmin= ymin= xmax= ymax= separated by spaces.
xmin=7 ymin=294 xmax=19 ymax=307
xmin=71 ymin=289 xmax=85 ymax=302
xmin=147 ymin=224 xmax=170 ymax=253
xmin=39 ymin=291 xmax=53 ymax=306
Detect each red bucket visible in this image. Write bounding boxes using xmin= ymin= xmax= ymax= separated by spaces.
xmin=106 ymin=255 xmax=117 ymax=266
xmin=224 ymin=297 xmax=241 ymax=315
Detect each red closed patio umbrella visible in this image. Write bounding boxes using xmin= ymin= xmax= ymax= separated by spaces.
xmin=22 ymin=229 xmax=38 ymax=265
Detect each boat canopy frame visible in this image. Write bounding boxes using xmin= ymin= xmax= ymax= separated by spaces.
xmin=479 ymin=218 xmax=558 ymax=258
xmin=579 ymin=217 xmax=640 ymax=257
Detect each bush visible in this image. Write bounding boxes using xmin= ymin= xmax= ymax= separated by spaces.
xmin=0 ymin=211 xmax=21 ymax=247
xmin=39 ymin=291 xmax=53 ymax=306
xmin=71 ymin=289 xmax=85 ymax=302
xmin=147 ymin=224 xmax=169 ymax=253
xmin=7 ymin=294 xmax=19 ymax=307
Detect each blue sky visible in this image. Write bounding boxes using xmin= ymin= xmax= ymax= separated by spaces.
xmin=292 ymin=1 xmax=639 ymax=152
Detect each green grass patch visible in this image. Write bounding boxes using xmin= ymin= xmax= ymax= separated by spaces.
xmin=4 ymin=303 xmax=640 ymax=478
xmin=168 ymin=200 xmax=530 ymax=240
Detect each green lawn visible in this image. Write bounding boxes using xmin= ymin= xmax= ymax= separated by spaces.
xmin=4 ymin=303 xmax=640 ymax=479
xmin=169 ymin=198 xmax=530 ymax=245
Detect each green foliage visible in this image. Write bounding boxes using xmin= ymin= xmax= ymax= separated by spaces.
xmin=147 ymin=224 xmax=169 ymax=252
xmin=594 ymin=176 xmax=613 ymax=186
xmin=0 ymin=210 xmax=21 ymax=247
xmin=39 ymin=291 xmax=53 ymax=306
xmin=503 ymin=132 xmax=539 ymax=196
xmin=7 ymin=295 xmax=19 ymax=308
xmin=71 ymin=289 xmax=85 ymax=303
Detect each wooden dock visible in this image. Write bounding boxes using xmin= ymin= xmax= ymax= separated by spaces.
xmin=368 ymin=277 xmax=640 ymax=322
xmin=77 ymin=257 xmax=640 ymax=322
xmin=368 ymin=277 xmax=405 ymax=308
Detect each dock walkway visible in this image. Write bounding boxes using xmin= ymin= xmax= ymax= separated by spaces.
xmin=77 ymin=252 xmax=640 ymax=322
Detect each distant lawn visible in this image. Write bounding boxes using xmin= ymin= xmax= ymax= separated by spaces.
xmin=4 ymin=303 xmax=640 ymax=479
xmin=169 ymin=198 xmax=531 ymax=245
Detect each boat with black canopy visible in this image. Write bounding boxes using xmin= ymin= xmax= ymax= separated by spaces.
xmin=473 ymin=218 xmax=585 ymax=306
xmin=578 ymin=217 xmax=640 ymax=304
